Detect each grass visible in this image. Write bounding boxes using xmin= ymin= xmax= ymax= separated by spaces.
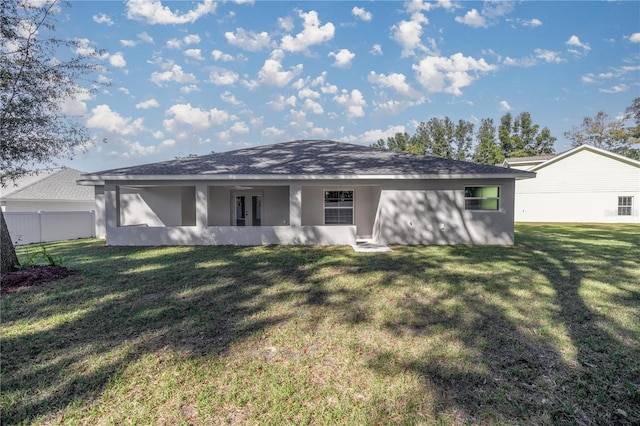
xmin=1 ymin=223 xmax=639 ymax=425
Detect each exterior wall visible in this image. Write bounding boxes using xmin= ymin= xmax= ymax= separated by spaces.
xmin=5 ymin=211 xmax=95 ymax=245
xmin=2 ymin=200 xmax=95 ymax=212
xmin=105 ymin=225 xmax=356 ymax=246
xmin=515 ymin=150 xmax=640 ymax=223
xmin=95 ymin=186 xmax=106 ymax=238
xmin=120 ymin=186 xmax=195 ymax=227
xmin=263 ymin=186 xmax=289 ymax=226
xmin=208 ymin=186 xmax=231 ymax=226
xmin=373 ymin=179 xmax=516 ymax=245
xmin=301 ymin=185 xmax=380 ymax=238
xmin=101 ymin=178 xmax=518 ymax=246
xmin=207 ymin=186 xmax=289 ymax=226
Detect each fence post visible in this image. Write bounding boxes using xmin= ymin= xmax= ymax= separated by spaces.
xmin=38 ymin=210 xmax=44 ymax=243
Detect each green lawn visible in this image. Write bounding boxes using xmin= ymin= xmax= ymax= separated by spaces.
xmin=1 ymin=224 xmax=639 ymax=425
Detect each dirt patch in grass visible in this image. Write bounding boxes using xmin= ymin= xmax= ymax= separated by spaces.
xmin=1 ymin=265 xmax=75 ymax=293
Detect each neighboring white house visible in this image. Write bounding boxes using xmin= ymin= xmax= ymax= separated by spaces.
xmin=506 ymin=145 xmax=640 ymax=223
xmin=1 ymin=168 xmax=95 ymax=212
xmin=1 ymin=168 xmax=97 ymax=244
xmin=77 ymin=140 xmax=535 ymax=246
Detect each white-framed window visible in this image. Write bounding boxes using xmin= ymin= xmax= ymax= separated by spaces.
xmin=464 ymin=186 xmax=500 ymax=211
xmin=618 ymin=196 xmax=633 ymax=216
xmin=324 ymin=190 xmax=354 ymax=225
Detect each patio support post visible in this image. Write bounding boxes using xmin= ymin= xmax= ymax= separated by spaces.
xmin=195 ymin=184 xmax=208 ymax=229
xmin=104 ymin=183 xmax=119 ymax=236
xmin=289 ymin=182 xmax=302 ymax=226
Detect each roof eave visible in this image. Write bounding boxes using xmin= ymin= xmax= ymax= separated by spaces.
xmin=77 ymin=172 xmax=535 ymax=186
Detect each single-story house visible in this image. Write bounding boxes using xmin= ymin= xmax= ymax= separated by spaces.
xmin=77 ymin=140 xmax=535 ymax=246
xmin=1 ymin=168 xmax=95 ymax=212
xmin=505 ymin=145 xmax=639 ymax=223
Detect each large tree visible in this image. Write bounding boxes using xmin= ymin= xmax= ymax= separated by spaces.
xmin=499 ymin=112 xmax=556 ymax=158
xmin=472 ymin=118 xmax=503 ymax=165
xmin=1 ymin=0 xmax=102 ymax=273
xmin=564 ymin=105 xmax=640 ymax=160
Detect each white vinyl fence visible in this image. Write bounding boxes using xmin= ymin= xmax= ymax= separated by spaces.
xmin=4 ymin=211 xmax=96 ymax=245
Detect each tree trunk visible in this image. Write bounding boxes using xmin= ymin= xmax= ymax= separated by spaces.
xmin=1 ymin=209 xmax=20 ymax=273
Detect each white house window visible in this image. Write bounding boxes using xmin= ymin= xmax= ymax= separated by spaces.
xmin=324 ymin=190 xmax=354 ymax=225
xmin=618 ymin=196 xmax=633 ymax=216
xmin=464 ymin=186 xmax=500 ymax=211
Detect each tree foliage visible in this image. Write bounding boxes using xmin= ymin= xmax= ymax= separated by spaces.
xmin=564 ymin=100 xmax=640 ymax=160
xmin=0 ymin=0 xmax=103 ymax=272
xmin=1 ymin=0 xmax=102 ymax=183
xmin=373 ymin=112 xmax=554 ymax=165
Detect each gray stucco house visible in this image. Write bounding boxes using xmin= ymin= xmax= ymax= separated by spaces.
xmin=77 ymin=140 xmax=534 ymax=246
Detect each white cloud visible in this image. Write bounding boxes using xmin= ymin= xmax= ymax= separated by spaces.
xmin=109 ymin=52 xmax=126 ymax=67
xmin=455 ymin=9 xmax=486 ymax=28
xmin=166 ymin=39 xmax=182 ymax=49
xmin=581 ymin=74 xmax=595 ymax=84
xmin=499 ymin=100 xmax=511 ymax=111
xmin=302 ymin=98 xmax=324 ymax=114
xmin=280 ymin=10 xmax=335 ymax=53
xmin=339 ymin=125 xmax=407 ymax=144
xmin=333 ymin=89 xmax=366 ymax=118
xmin=135 ymin=99 xmax=160 ymax=109
xmin=230 ymin=121 xmax=250 ymax=134
xmin=413 ymin=53 xmax=496 ymax=96
xmin=534 ymin=48 xmax=564 ymax=63
xmin=225 ymin=28 xmax=271 ymax=52
xmin=278 ymin=16 xmax=295 ymax=32
xmin=221 ymin=91 xmax=243 ymax=106
xmin=352 ymin=7 xmax=372 ymax=22
xmin=250 ymin=49 xmax=303 ymax=88
xmin=368 ymin=71 xmax=420 ymax=98
xmin=521 ymin=18 xmax=542 ymax=27
xmin=456 ymin=2 xmax=514 ymax=28
xmin=268 ymin=94 xmax=297 ymax=111
xmin=163 ymin=103 xmax=213 ymax=133
xmin=298 ymin=87 xmax=320 ymax=99
xmin=629 ymin=33 xmax=640 ymax=43
xmin=112 ymin=140 xmax=159 ymax=159
xmin=93 ymin=13 xmax=114 ymax=26
xmin=391 ymin=12 xmax=430 ymax=57
xmin=120 ymin=39 xmax=137 ymax=47
xmin=209 ymin=67 xmax=239 ymax=85
xmin=126 ymin=0 xmax=217 ymax=25
xmin=117 ymin=87 xmax=130 ymax=96
xmin=566 ymin=35 xmax=591 ymax=51
xmin=180 ymin=84 xmax=200 ymax=94
xmin=150 ymin=64 xmax=197 ymax=86
xmin=370 ymin=44 xmax=383 ymax=56
xmin=262 ymin=126 xmax=285 ymax=138
xmin=184 ymin=48 xmax=203 ymax=60
xmin=212 ymin=49 xmax=235 ymax=61
xmin=329 ymin=49 xmax=355 ymax=68
xmin=138 ymin=31 xmax=154 ymax=43
xmin=210 ymin=108 xmax=232 ymax=126
xmin=183 ymin=34 xmax=201 ymax=45
xmin=87 ymin=104 xmax=144 ymax=135
xmin=599 ymin=84 xmax=629 ymax=94
xmin=60 ymin=87 xmax=92 ymax=116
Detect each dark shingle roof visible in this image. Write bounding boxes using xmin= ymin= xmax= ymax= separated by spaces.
xmin=1 ymin=168 xmax=94 ymax=201
xmin=85 ymin=140 xmax=533 ymax=179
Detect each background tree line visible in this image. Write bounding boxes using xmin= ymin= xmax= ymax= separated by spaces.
xmin=372 ymin=98 xmax=640 ymax=164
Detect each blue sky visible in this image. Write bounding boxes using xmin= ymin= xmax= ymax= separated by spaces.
xmin=48 ymin=0 xmax=640 ymax=172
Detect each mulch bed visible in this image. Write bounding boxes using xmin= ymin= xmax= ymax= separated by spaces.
xmin=1 ymin=265 xmax=76 ymax=293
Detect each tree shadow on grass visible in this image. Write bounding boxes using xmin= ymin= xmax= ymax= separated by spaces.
xmin=368 ymin=225 xmax=639 ymax=424
xmin=1 ymin=225 xmax=639 ymax=424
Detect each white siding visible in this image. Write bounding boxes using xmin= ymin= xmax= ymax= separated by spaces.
xmin=515 ymin=149 xmax=640 ymax=223
xmin=5 ymin=211 xmax=96 ymax=245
